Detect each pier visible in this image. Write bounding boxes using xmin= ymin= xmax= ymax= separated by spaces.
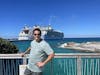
xmin=0 ymin=53 xmax=100 ymax=75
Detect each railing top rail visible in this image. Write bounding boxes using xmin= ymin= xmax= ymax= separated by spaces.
xmin=0 ymin=53 xmax=100 ymax=59
xmin=55 ymin=53 xmax=100 ymax=56
xmin=55 ymin=53 xmax=100 ymax=58
xmin=0 ymin=54 xmax=22 ymax=59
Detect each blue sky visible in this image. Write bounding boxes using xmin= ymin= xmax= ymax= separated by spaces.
xmin=0 ymin=0 xmax=100 ymax=38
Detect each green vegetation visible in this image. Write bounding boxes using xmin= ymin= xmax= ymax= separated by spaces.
xmin=0 ymin=38 xmax=19 ymax=54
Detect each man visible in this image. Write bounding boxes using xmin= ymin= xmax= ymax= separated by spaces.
xmin=22 ymin=28 xmax=54 ymax=75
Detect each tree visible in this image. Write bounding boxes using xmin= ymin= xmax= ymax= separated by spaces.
xmin=0 ymin=38 xmax=19 ymax=54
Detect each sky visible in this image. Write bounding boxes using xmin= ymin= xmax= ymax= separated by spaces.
xmin=0 ymin=0 xmax=100 ymax=38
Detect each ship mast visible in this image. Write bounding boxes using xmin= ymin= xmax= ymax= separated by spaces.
xmin=49 ymin=16 xmax=55 ymax=25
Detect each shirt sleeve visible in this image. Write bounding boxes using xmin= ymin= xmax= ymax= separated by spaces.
xmin=43 ymin=42 xmax=54 ymax=55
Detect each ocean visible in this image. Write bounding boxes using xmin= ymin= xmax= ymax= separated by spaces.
xmin=0 ymin=38 xmax=100 ymax=75
xmin=11 ymin=38 xmax=100 ymax=53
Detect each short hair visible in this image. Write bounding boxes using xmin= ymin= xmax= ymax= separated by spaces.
xmin=33 ymin=28 xmax=41 ymax=35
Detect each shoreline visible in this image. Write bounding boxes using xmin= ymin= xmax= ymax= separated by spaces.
xmin=59 ymin=42 xmax=100 ymax=52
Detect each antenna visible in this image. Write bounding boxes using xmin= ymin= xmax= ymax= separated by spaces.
xmin=49 ymin=16 xmax=55 ymax=25
xmin=49 ymin=16 xmax=52 ymax=25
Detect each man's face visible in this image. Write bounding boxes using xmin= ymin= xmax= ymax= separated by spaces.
xmin=33 ymin=30 xmax=41 ymax=40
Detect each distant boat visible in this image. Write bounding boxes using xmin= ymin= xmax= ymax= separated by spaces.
xmin=18 ymin=25 xmax=64 ymax=40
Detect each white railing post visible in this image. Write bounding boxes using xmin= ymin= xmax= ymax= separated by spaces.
xmin=23 ymin=56 xmax=27 ymax=65
xmin=77 ymin=56 xmax=82 ymax=75
xmin=20 ymin=56 xmax=27 ymax=75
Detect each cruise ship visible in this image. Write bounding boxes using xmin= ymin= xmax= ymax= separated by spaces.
xmin=18 ymin=25 xmax=64 ymax=40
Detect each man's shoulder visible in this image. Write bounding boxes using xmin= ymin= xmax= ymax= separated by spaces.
xmin=41 ymin=40 xmax=51 ymax=49
xmin=41 ymin=40 xmax=48 ymax=44
xmin=31 ymin=40 xmax=35 ymax=44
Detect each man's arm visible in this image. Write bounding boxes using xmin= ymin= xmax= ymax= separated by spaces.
xmin=21 ymin=47 xmax=31 ymax=57
xmin=37 ymin=53 xmax=55 ymax=67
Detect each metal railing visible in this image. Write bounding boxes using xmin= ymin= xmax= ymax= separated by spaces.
xmin=0 ymin=53 xmax=100 ymax=75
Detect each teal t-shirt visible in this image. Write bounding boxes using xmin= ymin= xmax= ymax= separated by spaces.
xmin=27 ymin=40 xmax=54 ymax=72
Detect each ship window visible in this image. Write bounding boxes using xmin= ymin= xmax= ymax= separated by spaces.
xmin=24 ymin=30 xmax=29 ymax=34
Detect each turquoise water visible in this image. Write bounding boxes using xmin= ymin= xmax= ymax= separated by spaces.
xmin=1 ymin=38 xmax=100 ymax=75
xmin=11 ymin=38 xmax=100 ymax=53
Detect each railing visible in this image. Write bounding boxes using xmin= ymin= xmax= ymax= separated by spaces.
xmin=0 ymin=53 xmax=100 ymax=75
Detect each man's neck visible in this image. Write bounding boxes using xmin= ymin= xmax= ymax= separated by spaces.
xmin=35 ymin=38 xmax=42 ymax=42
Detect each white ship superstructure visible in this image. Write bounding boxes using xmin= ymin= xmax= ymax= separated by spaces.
xmin=18 ymin=25 xmax=64 ymax=40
